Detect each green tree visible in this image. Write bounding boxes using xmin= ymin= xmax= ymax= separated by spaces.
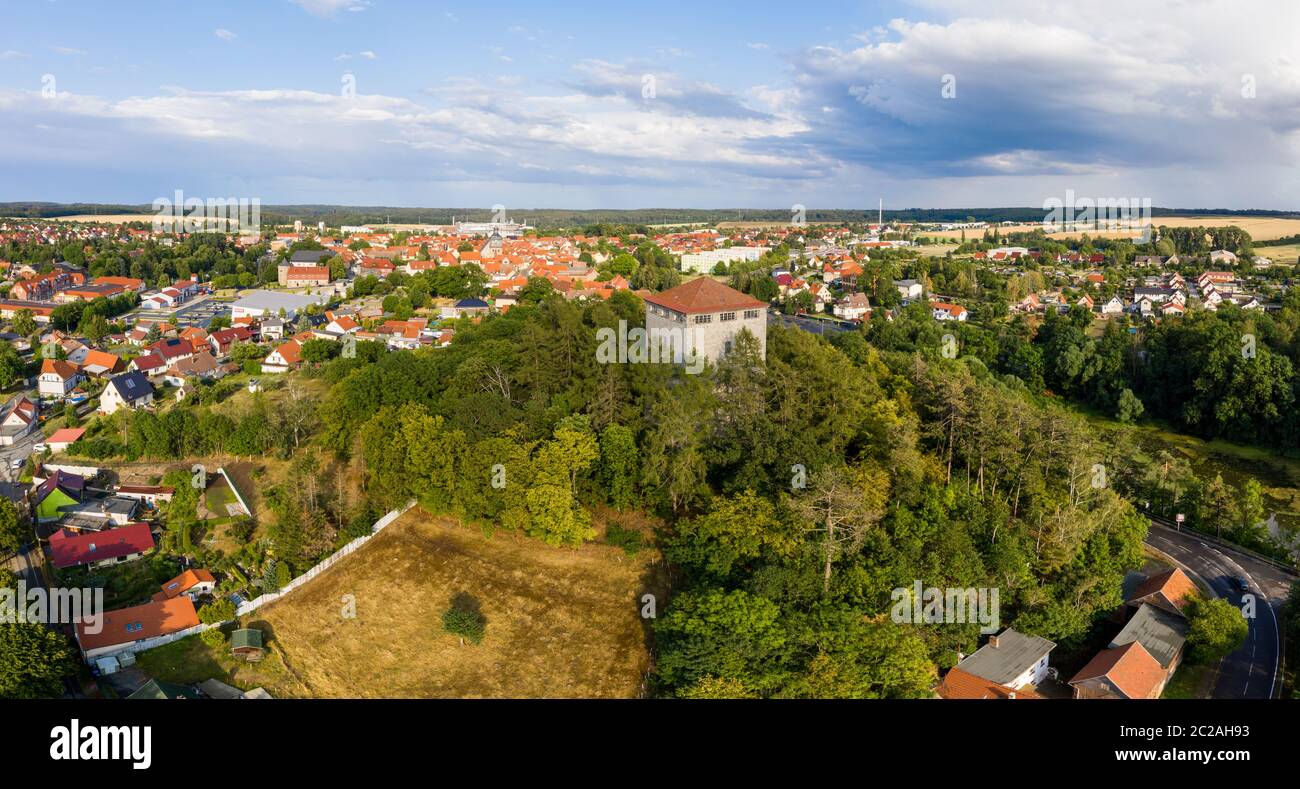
xmin=1185 ymin=596 xmax=1249 ymax=664
xmin=0 ymin=623 xmax=75 ymax=698
xmin=0 ymin=499 xmax=26 ymax=556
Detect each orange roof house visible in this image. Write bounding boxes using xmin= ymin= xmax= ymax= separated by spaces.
xmin=80 ymin=349 xmax=122 ymax=376
xmin=1127 ymin=567 xmax=1198 ymax=616
xmin=75 ymin=596 xmax=200 ymax=657
xmin=1068 ymin=641 xmax=1167 ymax=699
xmin=154 ymin=568 xmax=216 ymax=601
xmin=937 ymin=667 xmax=1043 ymax=700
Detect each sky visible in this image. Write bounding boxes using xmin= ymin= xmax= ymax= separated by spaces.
xmin=0 ymin=0 xmax=1297 ymax=210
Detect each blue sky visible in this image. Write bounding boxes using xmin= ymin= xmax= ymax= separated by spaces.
xmin=1 ymin=0 xmax=1297 ymax=209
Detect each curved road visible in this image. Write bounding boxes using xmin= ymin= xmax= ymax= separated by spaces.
xmin=1145 ymin=522 xmax=1294 ymax=699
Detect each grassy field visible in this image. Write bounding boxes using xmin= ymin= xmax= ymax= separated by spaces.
xmin=135 ymin=630 xmax=293 ymax=692
xmin=222 ymin=508 xmax=666 ymax=698
xmin=925 ymin=215 xmax=1300 ymax=243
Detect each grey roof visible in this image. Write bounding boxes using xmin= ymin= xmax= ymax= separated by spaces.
xmin=1109 ymin=603 xmax=1188 ymax=669
xmin=231 ymin=290 xmax=329 ymax=313
xmin=956 ymin=629 xmax=1057 ymax=685
xmin=198 ymin=678 xmax=245 ymax=700
xmin=289 ymin=249 xmax=335 ymax=265
xmin=110 ymin=371 xmax=154 ymax=401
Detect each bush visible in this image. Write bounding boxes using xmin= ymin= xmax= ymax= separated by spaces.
xmin=200 ymin=628 xmax=227 ymax=648
xmin=198 ymin=597 xmax=236 ymax=625
xmin=604 ymin=521 xmax=644 ymax=556
xmin=441 ymin=593 xmax=487 ymax=645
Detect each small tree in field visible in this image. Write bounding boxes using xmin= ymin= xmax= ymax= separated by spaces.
xmin=441 ymin=593 xmax=486 ymax=645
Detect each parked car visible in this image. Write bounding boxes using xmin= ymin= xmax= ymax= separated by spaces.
xmin=1232 ymin=576 xmax=1251 ymax=593
xmin=10 ymin=457 xmax=24 ymax=470
xmin=33 ymin=443 xmax=47 ymax=454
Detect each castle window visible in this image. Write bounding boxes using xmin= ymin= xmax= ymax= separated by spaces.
xmin=720 ymin=312 xmax=736 ymax=322
xmin=694 ymin=314 xmax=712 ymax=324
xmin=744 ymin=309 xmax=760 ymax=319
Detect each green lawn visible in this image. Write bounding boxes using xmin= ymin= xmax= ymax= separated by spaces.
xmin=133 ymin=631 xmax=289 ymax=691
xmin=1161 ymin=662 xmax=1212 ymax=699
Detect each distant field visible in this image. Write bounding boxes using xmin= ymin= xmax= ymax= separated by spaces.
xmin=1258 ymin=242 xmax=1300 ymax=264
xmin=926 ymin=216 xmax=1300 ymax=243
xmin=244 ymin=509 xmax=663 ymax=698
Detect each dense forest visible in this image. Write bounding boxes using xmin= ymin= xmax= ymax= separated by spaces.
xmin=137 ymin=291 xmax=1144 ymax=698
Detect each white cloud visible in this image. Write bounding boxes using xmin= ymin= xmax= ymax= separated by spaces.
xmin=0 ymin=50 xmax=30 ymax=60
xmin=359 ymin=50 xmax=377 ymax=60
xmin=51 ymin=46 xmax=86 ymax=56
xmin=289 ymin=0 xmax=369 ymax=18
xmin=214 ymin=29 xmax=237 ymax=42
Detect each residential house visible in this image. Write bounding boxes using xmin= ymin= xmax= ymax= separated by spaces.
xmin=938 ymin=629 xmax=1056 ymax=700
xmin=931 ymin=302 xmax=968 ymax=322
xmin=75 ymin=594 xmax=199 ymax=660
xmin=833 ymin=292 xmax=872 ymax=321
xmin=38 ymin=358 xmax=83 ymax=398
xmin=1069 ymin=641 xmax=1168 ymax=699
xmin=1101 ymin=295 xmax=1125 ymax=316
xmin=895 ymin=279 xmax=924 ymax=303
xmin=50 ymin=522 xmax=154 ymax=570
xmin=99 ymin=372 xmax=155 ymax=415
xmin=45 ymin=427 xmax=86 ymax=453
xmin=32 ymin=469 xmax=86 ymax=521
xmin=440 ymin=297 xmax=492 ymax=320
xmin=79 ymin=349 xmax=122 ymax=378
xmin=262 ymin=339 xmax=302 ymax=373
xmin=155 ymin=568 xmax=217 ymax=602
xmin=0 ymin=396 xmax=38 ymax=446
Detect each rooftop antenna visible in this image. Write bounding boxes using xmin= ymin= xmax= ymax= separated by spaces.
xmin=878 ymin=198 xmax=883 ymax=226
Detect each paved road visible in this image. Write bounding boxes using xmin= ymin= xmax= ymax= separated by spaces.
xmin=1145 ymin=523 xmax=1294 ymax=699
xmin=0 ymin=387 xmax=40 ymax=483
xmin=767 ymin=310 xmax=857 ymax=336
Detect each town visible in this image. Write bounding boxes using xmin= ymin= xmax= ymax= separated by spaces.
xmin=0 ymin=208 xmax=1294 ymax=704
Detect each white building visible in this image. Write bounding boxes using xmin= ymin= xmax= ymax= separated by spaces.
xmin=678 ymin=247 xmax=770 ymax=274
xmin=643 ymin=278 xmax=767 ymax=364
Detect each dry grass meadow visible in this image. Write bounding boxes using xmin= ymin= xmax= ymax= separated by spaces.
xmin=245 ymin=508 xmax=664 ymax=698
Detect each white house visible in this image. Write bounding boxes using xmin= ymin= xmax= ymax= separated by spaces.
xmin=38 ymin=358 xmax=83 ymax=398
xmin=99 ymin=372 xmax=155 ymax=415
xmin=932 ymin=302 xmax=968 ymax=322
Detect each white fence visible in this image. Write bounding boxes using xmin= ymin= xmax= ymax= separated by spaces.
xmin=217 ymin=466 xmax=252 ymax=516
xmin=85 ymin=500 xmax=416 ymax=665
xmin=88 ymin=622 xmax=217 ymax=664
xmin=234 ymin=500 xmax=415 ymax=617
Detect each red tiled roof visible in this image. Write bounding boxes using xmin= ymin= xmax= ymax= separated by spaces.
xmin=75 ymin=595 xmax=199 ymax=652
xmin=937 ymin=667 xmax=1043 ymax=700
xmin=1069 ymin=642 xmax=1165 ymax=699
xmin=1129 ymin=567 xmax=1197 ymax=612
xmin=49 ymin=523 xmax=154 ymax=569
xmin=642 ymin=278 xmax=766 ymax=315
